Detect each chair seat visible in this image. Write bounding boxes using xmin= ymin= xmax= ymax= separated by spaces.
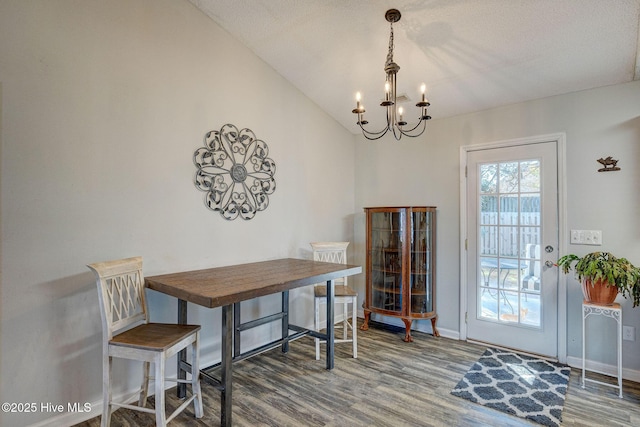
xmin=110 ymin=323 xmax=201 ymax=351
xmin=314 ymin=284 xmax=357 ymax=298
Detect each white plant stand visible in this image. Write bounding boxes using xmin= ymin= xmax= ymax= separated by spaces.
xmin=582 ymin=300 xmax=623 ymax=398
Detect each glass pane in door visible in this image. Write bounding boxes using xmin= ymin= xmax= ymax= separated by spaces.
xmin=370 ymin=211 xmax=402 ymax=313
xmin=478 ymin=160 xmax=541 ymax=327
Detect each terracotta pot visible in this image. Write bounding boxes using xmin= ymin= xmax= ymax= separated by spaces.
xmin=582 ymin=277 xmax=618 ymax=305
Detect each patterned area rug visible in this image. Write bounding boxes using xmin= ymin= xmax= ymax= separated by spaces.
xmin=451 ymin=348 xmax=571 ymax=427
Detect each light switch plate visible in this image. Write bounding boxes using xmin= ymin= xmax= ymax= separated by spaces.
xmin=570 ymin=229 xmax=602 ymax=245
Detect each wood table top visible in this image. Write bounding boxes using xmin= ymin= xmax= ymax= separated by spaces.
xmin=145 ymin=258 xmax=362 ymax=308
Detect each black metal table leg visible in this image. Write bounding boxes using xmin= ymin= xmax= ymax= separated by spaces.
xmin=221 ymin=304 xmax=233 ymax=427
xmin=177 ymin=299 xmax=187 ymax=398
xmin=281 ymin=290 xmax=289 ymax=353
xmin=233 ymin=302 xmax=241 ymax=357
xmin=326 ymin=279 xmax=334 ymax=370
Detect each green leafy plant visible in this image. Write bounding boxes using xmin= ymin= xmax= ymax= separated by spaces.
xmin=557 ymin=251 xmax=640 ymax=307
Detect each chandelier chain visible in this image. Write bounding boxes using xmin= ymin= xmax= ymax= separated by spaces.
xmin=386 ymin=23 xmax=394 ymax=67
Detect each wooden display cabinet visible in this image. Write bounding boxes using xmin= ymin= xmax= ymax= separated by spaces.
xmin=361 ymin=206 xmax=438 ymax=342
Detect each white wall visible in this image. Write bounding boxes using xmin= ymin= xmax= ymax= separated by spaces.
xmin=0 ymin=1 xmax=356 ymax=426
xmin=354 ymin=79 xmax=640 ymax=375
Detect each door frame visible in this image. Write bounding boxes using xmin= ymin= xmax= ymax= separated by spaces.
xmin=459 ymin=133 xmax=568 ymax=363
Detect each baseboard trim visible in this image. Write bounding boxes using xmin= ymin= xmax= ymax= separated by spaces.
xmin=565 ymin=355 xmax=640 ymax=383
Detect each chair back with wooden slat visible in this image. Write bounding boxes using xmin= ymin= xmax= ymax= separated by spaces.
xmin=311 ymin=242 xmax=349 ymax=286
xmin=310 ymin=241 xmax=357 ymax=360
xmin=88 ymin=256 xmax=148 ymax=341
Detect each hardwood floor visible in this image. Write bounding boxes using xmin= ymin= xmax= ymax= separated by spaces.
xmin=75 ymin=321 xmax=640 ymax=426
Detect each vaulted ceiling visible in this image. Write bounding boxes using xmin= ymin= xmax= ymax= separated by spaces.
xmin=189 ymin=0 xmax=640 ymax=134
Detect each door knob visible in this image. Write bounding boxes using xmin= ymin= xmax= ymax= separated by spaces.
xmin=545 ymin=261 xmax=554 ymax=268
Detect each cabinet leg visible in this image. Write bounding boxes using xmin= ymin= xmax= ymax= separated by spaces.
xmin=401 ymin=318 xmax=414 ymax=342
xmin=360 ymin=310 xmax=371 ymax=331
xmin=431 ymin=316 xmax=440 ymax=337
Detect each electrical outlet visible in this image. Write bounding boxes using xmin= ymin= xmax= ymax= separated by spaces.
xmin=623 ymin=325 xmax=635 ymax=341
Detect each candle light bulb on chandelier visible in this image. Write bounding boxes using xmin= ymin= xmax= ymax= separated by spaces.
xmin=352 ymin=91 xmax=368 ymax=125
xmin=398 ymin=106 xmax=406 ymax=126
xmin=354 ymin=92 xmax=363 ymax=112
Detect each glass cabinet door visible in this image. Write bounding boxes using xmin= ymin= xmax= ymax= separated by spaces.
xmin=370 ymin=210 xmax=404 ymax=313
xmin=410 ymin=210 xmax=433 ymax=315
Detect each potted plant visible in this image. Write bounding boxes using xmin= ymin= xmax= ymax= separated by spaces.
xmin=557 ymin=251 xmax=640 ymax=307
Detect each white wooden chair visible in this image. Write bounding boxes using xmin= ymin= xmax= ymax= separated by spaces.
xmin=522 ymin=244 xmax=541 ymax=291
xmin=88 ymin=256 xmax=203 ymax=427
xmin=311 ymin=242 xmax=358 ymax=360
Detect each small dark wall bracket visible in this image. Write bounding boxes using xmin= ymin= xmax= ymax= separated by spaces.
xmin=597 ymin=156 xmax=620 ymax=172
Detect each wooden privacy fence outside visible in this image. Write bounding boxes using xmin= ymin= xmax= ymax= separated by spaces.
xmin=479 ymin=212 xmax=540 ymax=257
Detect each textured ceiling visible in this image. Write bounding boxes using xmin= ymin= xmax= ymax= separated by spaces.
xmin=189 ymin=0 xmax=640 ymax=134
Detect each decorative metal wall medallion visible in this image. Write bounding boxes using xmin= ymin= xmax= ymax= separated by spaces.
xmin=194 ymin=124 xmax=276 ymax=220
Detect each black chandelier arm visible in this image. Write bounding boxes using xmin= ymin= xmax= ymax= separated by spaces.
xmin=358 ymin=111 xmax=429 ymax=141
xmin=394 ymin=120 xmax=427 ymax=140
xmin=358 ymin=109 xmax=397 ymax=140
xmin=398 ymin=117 xmax=428 ymax=135
xmin=358 ymin=122 xmax=390 ymax=140
xmin=354 ymin=86 xmax=431 ymax=141
xmin=359 ymin=120 xmax=425 ymax=141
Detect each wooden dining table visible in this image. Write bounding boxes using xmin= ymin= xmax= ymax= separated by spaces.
xmin=145 ymin=258 xmax=362 ymax=427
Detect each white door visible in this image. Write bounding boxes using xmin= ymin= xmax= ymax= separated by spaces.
xmin=466 ymin=141 xmax=559 ymax=358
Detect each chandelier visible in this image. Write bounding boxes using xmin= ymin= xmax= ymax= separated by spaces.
xmin=352 ymin=9 xmax=431 ymax=140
